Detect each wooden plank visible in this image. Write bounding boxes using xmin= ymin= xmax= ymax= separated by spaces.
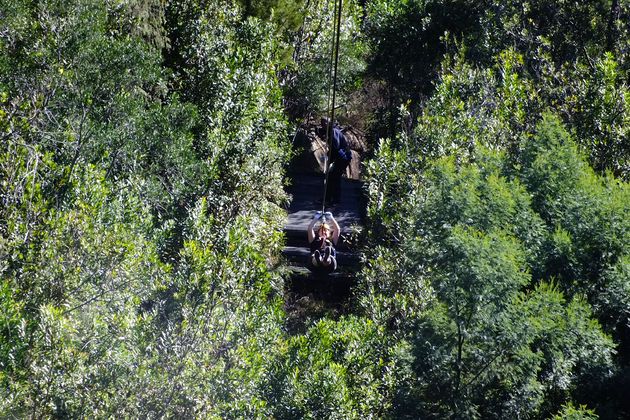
xmin=283 ymin=173 xmax=364 ymax=273
xmin=283 ymin=228 xmax=356 ymax=250
xmin=284 ymin=210 xmax=361 ymax=232
xmin=284 ymin=174 xmax=365 ymax=233
xmin=284 ymin=264 xmax=355 ymax=280
xmin=282 ymin=245 xmax=361 ymax=266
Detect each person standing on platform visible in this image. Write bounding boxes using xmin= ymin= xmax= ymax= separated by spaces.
xmin=320 ymin=118 xmax=352 ymax=206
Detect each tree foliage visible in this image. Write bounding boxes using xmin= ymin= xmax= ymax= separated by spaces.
xmin=2 ymin=0 xmax=629 ymax=418
xmin=361 ymin=114 xmax=626 ymax=417
xmin=361 ymin=0 xmax=630 ymax=176
xmin=1 ymin=0 xmax=290 ymax=416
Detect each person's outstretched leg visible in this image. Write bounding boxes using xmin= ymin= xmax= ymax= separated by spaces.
xmin=326 ymin=159 xmax=349 ymax=204
xmin=333 ymin=159 xmax=350 ymax=203
xmin=326 ymin=161 xmax=341 ymax=204
xmin=311 ymin=250 xmax=321 ymax=267
xmin=320 ymin=246 xmax=337 ymax=272
xmin=323 ymin=246 xmax=331 ymax=262
xmin=330 ymin=255 xmax=337 ymax=271
xmin=326 ymin=177 xmax=338 ymax=205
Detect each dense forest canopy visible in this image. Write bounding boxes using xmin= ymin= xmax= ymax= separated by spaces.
xmin=1 ymin=0 xmax=629 ymax=418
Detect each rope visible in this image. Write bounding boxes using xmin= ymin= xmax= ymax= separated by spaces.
xmin=321 ymin=0 xmax=343 ymax=213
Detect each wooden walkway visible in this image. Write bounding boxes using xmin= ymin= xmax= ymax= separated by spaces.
xmin=282 ymin=173 xmax=365 ymax=331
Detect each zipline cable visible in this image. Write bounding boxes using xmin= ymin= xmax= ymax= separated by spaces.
xmin=325 ymin=0 xmax=338 ymax=125
xmin=321 ymin=0 xmax=343 ymax=213
xmin=320 ymin=0 xmax=337 ymax=213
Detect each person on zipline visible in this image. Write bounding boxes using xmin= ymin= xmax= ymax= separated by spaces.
xmin=320 ymin=118 xmax=352 ymax=206
xmin=307 ymin=211 xmax=340 ymax=271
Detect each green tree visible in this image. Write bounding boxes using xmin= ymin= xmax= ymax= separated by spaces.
xmin=263 ymin=316 xmax=402 ymax=419
xmin=361 ymin=115 xmax=621 ymax=417
xmin=1 ymin=0 xmax=293 ymax=416
xmin=279 ymin=0 xmax=366 ymax=119
xmin=520 ymin=115 xmax=630 ymax=323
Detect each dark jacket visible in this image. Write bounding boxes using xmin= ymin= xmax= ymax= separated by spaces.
xmin=331 ymin=127 xmax=352 ymax=162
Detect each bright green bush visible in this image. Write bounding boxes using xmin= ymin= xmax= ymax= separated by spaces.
xmin=262 ymin=316 xmax=402 ymax=419
xmin=1 ymin=0 xmax=291 ymax=417
xmin=361 ymin=112 xmax=622 ymax=417
xmin=520 ymin=115 xmax=630 ymax=322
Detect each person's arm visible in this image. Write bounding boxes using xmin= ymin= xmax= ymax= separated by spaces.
xmin=329 ymin=215 xmax=340 ymax=245
xmin=307 ymin=215 xmax=318 ymax=243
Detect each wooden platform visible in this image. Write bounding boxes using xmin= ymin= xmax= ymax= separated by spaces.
xmin=282 ymin=173 xmax=365 ymax=265
xmin=281 ymin=173 xmax=365 ymax=333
